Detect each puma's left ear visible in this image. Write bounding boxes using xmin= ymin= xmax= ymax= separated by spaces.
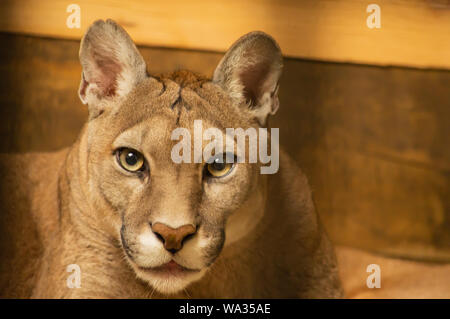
xmin=78 ymin=19 xmax=147 ymax=115
xmin=213 ymin=31 xmax=283 ymax=126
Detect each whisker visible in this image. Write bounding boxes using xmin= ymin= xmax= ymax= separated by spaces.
xmin=184 ymin=287 xmax=191 ymax=299
xmin=149 ymin=286 xmax=157 ymax=299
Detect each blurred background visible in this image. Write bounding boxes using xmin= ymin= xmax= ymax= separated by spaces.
xmin=0 ymin=0 xmax=449 ymax=262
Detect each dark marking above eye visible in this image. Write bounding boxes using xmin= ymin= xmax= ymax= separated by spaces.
xmin=171 ymin=87 xmax=182 ymax=110
xmin=158 ymin=78 xmax=166 ymax=96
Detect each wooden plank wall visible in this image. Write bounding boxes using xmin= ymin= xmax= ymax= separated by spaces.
xmin=0 ymin=33 xmax=448 ymax=261
xmin=0 ymin=0 xmax=449 ymax=69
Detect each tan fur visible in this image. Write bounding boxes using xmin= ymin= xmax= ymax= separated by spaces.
xmin=0 ymin=20 xmax=343 ymax=298
xmin=0 ymin=84 xmax=342 ymax=298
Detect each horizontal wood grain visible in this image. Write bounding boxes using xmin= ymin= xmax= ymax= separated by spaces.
xmin=0 ymin=0 xmax=449 ymax=69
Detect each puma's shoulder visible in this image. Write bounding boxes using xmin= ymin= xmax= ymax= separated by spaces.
xmin=265 ymin=149 xmax=344 ymax=298
xmin=0 ymin=150 xmax=67 ymax=297
xmin=0 ymin=150 xmax=68 ymax=225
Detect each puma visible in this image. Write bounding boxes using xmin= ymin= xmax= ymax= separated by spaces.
xmin=0 ymin=19 xmax=343 ymax=298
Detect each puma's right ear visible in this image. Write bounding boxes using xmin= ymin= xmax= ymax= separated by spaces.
xmin=213 ymin=31 xmax=283 ymax=126
xmin=78 ymin=19 xmax=147 ymax=115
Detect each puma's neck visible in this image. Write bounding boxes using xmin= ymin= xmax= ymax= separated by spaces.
xmin=58 ymin=127 xmax=115 ymax=244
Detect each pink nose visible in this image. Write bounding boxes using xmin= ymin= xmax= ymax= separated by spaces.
xmin=151 ymin=222 xmax=196 ymax=253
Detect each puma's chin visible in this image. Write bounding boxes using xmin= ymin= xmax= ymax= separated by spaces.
xmin=131 ymin=261 xmax=207 ymax=295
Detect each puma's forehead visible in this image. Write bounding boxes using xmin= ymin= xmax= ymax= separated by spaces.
xmin=101 ymin=70 xmax=257 ymax=166
xmin=112 ymin=70 xmax=255 ymax=133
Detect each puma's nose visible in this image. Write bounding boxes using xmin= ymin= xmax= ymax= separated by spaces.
xmin=151 ymin=222 xmax=196 ymax=253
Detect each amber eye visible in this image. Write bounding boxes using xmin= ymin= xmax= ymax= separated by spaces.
xmin=206 ymin=155 xmax=234 ymax=178
xmin=117 ymin=148 xmax=145 ymax=172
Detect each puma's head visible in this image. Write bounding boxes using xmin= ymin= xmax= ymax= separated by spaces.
xmin=77 ymin=19 xmax=282 ymax=294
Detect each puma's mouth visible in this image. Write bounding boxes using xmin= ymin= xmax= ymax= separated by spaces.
xmin=136 ymin=260 xmax=201 ymax=277
xmin=120 ymin=230 xmax=212 ymax=294
xmin=131 ymin=258 xmax=206 ymax=294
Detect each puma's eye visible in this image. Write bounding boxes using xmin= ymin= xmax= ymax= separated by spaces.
xmin=206 ymin=156 xmax=234 ymax=178
xmin=116 ymin=148 xmax=145 ymax=172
